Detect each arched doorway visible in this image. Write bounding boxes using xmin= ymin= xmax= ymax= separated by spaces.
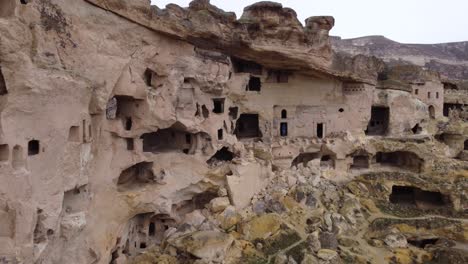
xmin=429 ymin=105 xmax=435 ymax=119
xmin=281 ymin=109 xmax=287 ymax=119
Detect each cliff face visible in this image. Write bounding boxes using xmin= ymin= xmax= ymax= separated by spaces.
xmin=0 ymin=1 xmax=467 ymax=264
xmin=332 ymin=35 xmax=468 ymax=80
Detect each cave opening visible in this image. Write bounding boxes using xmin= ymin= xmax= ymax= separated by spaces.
xmin=411 ymin=124 xmax=422 ymax=134
xmin=106 ymin=95 xmax=140 ymax=122
xmin=429 ymin=105 xmax=435 ymax=119
xmin=235 ymin=114 xmax=261 ymax=139
xmin=291 ymin=152 xmax=321 ymax=168
xmin=280 ymin=122 xmax=288 ymax=137
xmin=0 ymin=144 xmax=8 ymax=161
xmin=389 ymin=186 xmax=450 ymax=209
xmin=267 ymin=70 xmax=290 ymax=83
xmin=202 ymin=105 xmax=209 ymax=118
xmin=148 ymin=222 xmax=155 ymax=237
xmin=212 ymin=98 xmax=225 ymax=114
xmin=126 ymin=138 xmax=134 ymax=151
xmin=117 ymin=162 xmax=154 ymax=188
xmin=407 ymin=238 xmax=439 ymax=249
xmin=229 ymin=107 xmax=238 ymax=120
xmin=443 ymin=103 xmax=463 ymax=117
xmin=12 ymin=145 xmax=24 ymax=169
xmin=247 ymin=76 xmax=262 ymax=91
xmin=231 ymin=57 xmax=262 ymax=75
xmin=0 ymin=67 xmax=7 ymax=95
xmin=144 ymin=68 xmax=156 ymax=87
xmin=366 ymin=106 xmax=389 ymax=136
xmin=320 ymin=155 xmax=334 ymax=168
xmin=375 ymin=151 xmax=423 ymax=173
xmin=352 ymin=155 xmax=369 ymax=169
xmin=316 ymin=123 xmax=324 ymax=139
xmin=192 ymin=190 xmax=218 ymax=210
xmin=28 ymin=140 xmax=40 ymax=156
xmin=207 ymin=147 xmax=234 ymax=165
xmin=281 ymin=109 xmax=287 ymax=119
xmin=68 ymin=126 xmax=80 ymax=142
xmin=125 ymin=117 xmax=132 ymax=131
xmin=149 ymin=214 xmax=176 ymax=243
xmin=141 ymin=123 xmax=195 ymax=154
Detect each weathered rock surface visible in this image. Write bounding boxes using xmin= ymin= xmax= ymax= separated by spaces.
xmin=332 ymin=35 xmax=468 ymax=81
xmin=0 ymin=0 xmax=467 ymax=264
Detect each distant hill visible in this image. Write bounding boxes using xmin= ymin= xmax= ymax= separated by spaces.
xmin=331 ymin=35 xmax=468 ymax=80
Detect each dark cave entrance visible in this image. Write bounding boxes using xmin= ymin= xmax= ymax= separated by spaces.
xmin=247 ymin=76 xmax=262 ymax=91
xmin=389 ymin=186 xmax=450 ymax=209
xmin=207 ymin=147 xmax=234 ymax=165
xmin=375 ymin=151 xmax=423 ymax=173
xmin=366 ymin=106 xmax=389 ymax=136
xmin=141 ymin=123 xmax=194 ymax=154
xmin=291 ymin=152 xmax=321 ymax=168
xmin=235 ymin=114 xmax=261 ymax=139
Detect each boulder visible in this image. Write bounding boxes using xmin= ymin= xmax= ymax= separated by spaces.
xmin=241 ymin=213 xmax=282 ymax=241
xmin=168 ymin=231 xmax=234 ymax=261
xmin=384 ymin=233 xmax=408 ymax=248
xmin=226 ymin=163 xmax=271 ymax=210
xmin=209 ymin=197 xmax=231 ymax=213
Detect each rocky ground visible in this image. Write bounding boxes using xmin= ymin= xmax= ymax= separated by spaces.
xmin=130 ymin=124 xmax=468 ymax=264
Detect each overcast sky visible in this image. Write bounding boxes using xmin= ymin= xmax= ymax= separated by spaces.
xmin=150 ymin=0 xmax=468 ymax=44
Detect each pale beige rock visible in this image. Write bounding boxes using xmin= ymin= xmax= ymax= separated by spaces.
xmin=209 ymin=197 xmax=230 ymax=213
xmin=317 ymin=249 xmax=339 ymax=261
xmin=168 ymin=231 xmax=234 ymax=261
xmin=241 ymin=213 xmax=282 ymax=241
xmin=384 ymin=234 xmax=408 ymax=248
xmin=226 ymin=163 xmax=271 ymax=209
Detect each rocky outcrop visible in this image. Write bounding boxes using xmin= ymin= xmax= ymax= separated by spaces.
xmin=332 ymin=35 xmax=468 ymax=81
xmin=83 ymin=0 xmax=380 ymax=83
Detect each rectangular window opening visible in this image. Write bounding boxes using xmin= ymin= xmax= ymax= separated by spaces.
xmin=212 ymin=98 xmax=225 ymax=114
xmin=280 ymin=122 xmax=288 ymax=137
xmin=317 ymin=123 xmax=324 ymax=139
xmin=247 ymin=76 xmax=261 ymax=91
xmin=126 ymin=138 xmax=134 ymax=151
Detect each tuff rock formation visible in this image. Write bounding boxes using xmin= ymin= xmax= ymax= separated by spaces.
xmin=0 ymin=1 xmax=467 ymax=264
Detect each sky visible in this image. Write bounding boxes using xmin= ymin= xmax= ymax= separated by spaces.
xmin=150 ymin=0 xmax=468 ymax=44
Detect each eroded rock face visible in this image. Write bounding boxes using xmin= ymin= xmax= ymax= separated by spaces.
xmin=0 ymin=1 xmax=467 ymax=264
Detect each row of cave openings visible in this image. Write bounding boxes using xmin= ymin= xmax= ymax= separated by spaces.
xmin=1 ymin=63 xmax=92 ymax=167
xmin=232 ymin=58 xmax=439 ymax=139
xmin=0 ymin=118 xmax=92 ymax=169
xmin=231 ymin=57 xmax=291 ymax=93
xmin=108 ymin=72 xmax=466 ymax=163
xmin=290 ymin=150 xmax=425 ymax=173
xmin=0 ymin=140 xmax=40 ymax=169
xmin=350 ymin=150 xmax=424 ymax=173
xmin=365 ymin=105 xmax=435 ymax=136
